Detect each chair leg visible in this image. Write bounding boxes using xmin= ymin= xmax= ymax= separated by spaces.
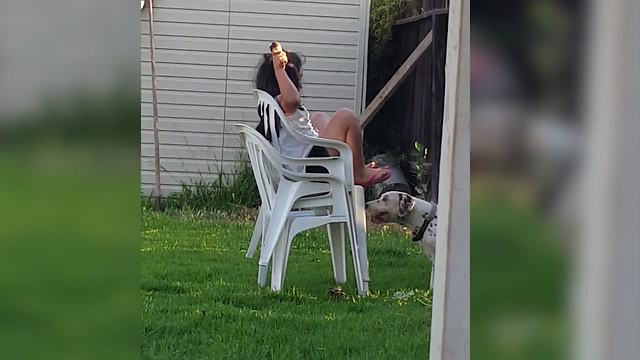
xmin=258 ymin=264 xmax=269 ymax=287
xmin=256 ymin=212 xmax=273 ymax=286
xmin=258 ymin=182 xmax=299 ymax=274
xmin=246 ymin=207 xmax=264 ymax=258
xmin=279 ymin=232 xmax=295 ymax=291
xmin=327 ymin=223 xmax=347 ymax=284
xmin=270 ymin=232 xmax=288 ymax=292
xmin=346 ymin=214 xmax=366 ymax=296
xmin=346 ymin=187 xmax=368 ymax=296
xmin=353 ymin=186 xmax=370 ymax=283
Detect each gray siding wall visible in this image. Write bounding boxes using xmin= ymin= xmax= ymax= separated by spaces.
xmin=141 ymin=0 xmax=370 ymax=194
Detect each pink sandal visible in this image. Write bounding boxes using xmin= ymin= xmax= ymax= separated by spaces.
xmin=356 ymin=168 xmax=391 ymax=187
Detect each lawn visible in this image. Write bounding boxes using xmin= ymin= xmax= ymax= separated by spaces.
xmin=142 ymin=210 xmax=433 ymax=359
xmin=471 ymin=180 xmax=567 ymax=359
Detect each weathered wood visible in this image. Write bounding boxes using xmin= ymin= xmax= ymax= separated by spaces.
xmin=429 ymin=2 xmax=446 ymax=202
xmin=147 ymin=0 xmax=162 ymax=207
xmin=361 ymin=31 xmax=433 ymax=128
xmin=575 ymin=1 xmax=640 ymax=360
xmin=393 ymin=8 xmax=449 ymax=26
xmin=429 ymin=0 xmax=469 ymax=358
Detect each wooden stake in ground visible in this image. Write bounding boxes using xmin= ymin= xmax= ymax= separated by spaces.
xmin=146 ymin=0 xmax=162 ymax=210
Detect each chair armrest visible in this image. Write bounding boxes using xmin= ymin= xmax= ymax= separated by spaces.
xmin=284 ymin=130 xmax=355 ymax=185
xmin=280 ymin=166 xmax=342 ymax=183
xmin=292 ymin=131 xmax=353 ymax=157
xmin=279 ymin=154 xmax=350 ymax=183
xmin=281 ymin=155 xmax=341 ymax=166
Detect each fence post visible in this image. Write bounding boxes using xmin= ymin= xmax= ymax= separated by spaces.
xmin=573 ymin=0 xmax=640 ymax=359
xmin=428 ymin=0 xmax=469 ymax=358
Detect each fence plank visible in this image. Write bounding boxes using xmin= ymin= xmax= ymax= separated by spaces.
xmin=360 ymin=31 xmax=432 ymax=128
xmin=393 ymin=8 xmax=449 ymax=26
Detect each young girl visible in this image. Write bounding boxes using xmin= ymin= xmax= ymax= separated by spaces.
xmin=255 ymin=42 xmax=391 ymax=187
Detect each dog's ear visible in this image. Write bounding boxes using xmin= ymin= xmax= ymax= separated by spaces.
xmin=398 ymin=193 xmax=416 ymax=218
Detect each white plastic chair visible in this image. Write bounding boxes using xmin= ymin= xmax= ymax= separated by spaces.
xmin=252 ymin=91 xmax=369 ymax=285
xmin=238 ymin=90 xmax=369 ymax=294
xmin=253 ymin=90 xmax=369 ymax=293
xmin=237 ymin=125 xmax=368 ymax=294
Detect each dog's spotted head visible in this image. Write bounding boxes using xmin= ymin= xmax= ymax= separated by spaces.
xmin=365 ymin=191 xmax=416 ymax=224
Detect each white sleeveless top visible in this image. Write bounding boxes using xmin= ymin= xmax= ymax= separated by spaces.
xmin=278 ymin=105 xmax=319 ymax=160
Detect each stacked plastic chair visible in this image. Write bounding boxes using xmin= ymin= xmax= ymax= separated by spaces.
xmin=235 ymin=89 xmax=369 ymax=295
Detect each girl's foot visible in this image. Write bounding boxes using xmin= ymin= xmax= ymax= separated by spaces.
xmin=355 ymin=167 xmax=391 ymax=187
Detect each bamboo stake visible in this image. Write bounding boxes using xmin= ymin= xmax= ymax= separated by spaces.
xmin=146 ymin=0 xmax=162 ymax=210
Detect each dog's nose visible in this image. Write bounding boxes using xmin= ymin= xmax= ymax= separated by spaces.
xmin=365 ymin=203 xmax=369 ymax=209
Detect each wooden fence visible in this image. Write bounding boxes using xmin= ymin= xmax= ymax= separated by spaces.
xmin=364 ymin=0 xmax=449 ymax=202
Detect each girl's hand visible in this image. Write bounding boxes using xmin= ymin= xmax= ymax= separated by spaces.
xmin=272 ymin=51 xmax=288 ymax=70
xmin=271 ymin=42 xmax=288 ymax=71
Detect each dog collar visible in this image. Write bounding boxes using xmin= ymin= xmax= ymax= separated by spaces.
xmin=411 ymin=205 xmax=437 ymax=242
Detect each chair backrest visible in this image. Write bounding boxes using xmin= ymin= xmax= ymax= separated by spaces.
xmin=254 ymin=89 xmax=357 ymax=186
xmin=254 ymin=89 xmax=292 ymax=153
xmin=237 ymin=124 xmax=283 ymax=212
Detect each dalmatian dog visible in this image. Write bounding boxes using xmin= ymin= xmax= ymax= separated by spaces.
xmin=365 ymin=191 xmax=438 ymax=262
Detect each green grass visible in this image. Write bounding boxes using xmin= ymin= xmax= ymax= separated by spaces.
xmin=1 ymin=144 xmax=139 ymax=359
xmin=142 ymin=210 xmax=433 ymax=359
xmin=471 ymin=182 xmax=566 ymax=359
xmin=141 ymin=181 xmax=568 ymax=359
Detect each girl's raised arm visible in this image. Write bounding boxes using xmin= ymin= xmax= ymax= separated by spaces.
xmin=271 ymin=42 xmax=300 ymax=115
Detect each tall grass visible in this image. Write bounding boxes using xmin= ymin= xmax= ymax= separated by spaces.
xmin=142 ymin=160 xmax=260 ymax=213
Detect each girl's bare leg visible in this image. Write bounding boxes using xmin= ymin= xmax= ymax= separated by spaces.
xmin=310 ymin=112 xmax=330 ymax=134
xmin=317 ymin=108 xmax=384 ymax=183
xmin=312 ymin=112 xmax=377 ymax=167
